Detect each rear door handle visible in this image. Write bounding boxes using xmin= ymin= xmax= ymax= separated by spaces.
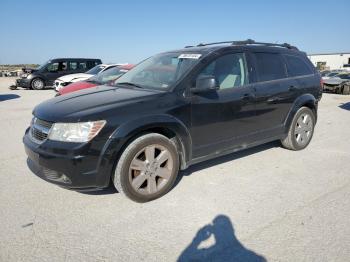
xmin=289 ymin=85 xmax=297 ymax=91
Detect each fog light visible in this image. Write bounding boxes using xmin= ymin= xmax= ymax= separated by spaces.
xmin=42 ymin=168 xmax=71 ymax=184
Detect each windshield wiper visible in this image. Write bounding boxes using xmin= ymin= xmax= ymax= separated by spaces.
xmin=116 ymin=82 xmax=143 ymax=88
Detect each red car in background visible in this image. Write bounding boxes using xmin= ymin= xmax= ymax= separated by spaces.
xmin=57 ymin=64 xmax=134 ymax=96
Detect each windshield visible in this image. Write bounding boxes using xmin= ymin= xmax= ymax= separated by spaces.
xmin=37 ymin=61 xmax=50 ymax=71
xmin=114 ymin=52 xmax=201 ymax=89
xmin=328 ymin=72 xmax=339 ymax=77
xmin=88 ymin=66 xmax=128 ymax=84
xmin=86 ymin=65 xmax=105 ymax=75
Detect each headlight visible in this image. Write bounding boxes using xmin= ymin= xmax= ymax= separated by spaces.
xmin=22 ymin=73 xmax=29 ymax=78
xmin=48 ymin=120 xmax=106 ymax=142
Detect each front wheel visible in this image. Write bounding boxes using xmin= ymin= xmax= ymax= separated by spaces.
xmin=31 ymin=78 xmax=45 ymax=90
xmin=281 ymin=107 xmax=315 ymax=151
xmin=113 ymin=133 xmax=179 ymax=202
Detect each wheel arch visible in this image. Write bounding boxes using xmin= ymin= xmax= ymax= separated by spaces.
xmin=284 ymin=94 xmax=318 ymax=132
xmin=108 ymin=115 xmax=192 ymax=171
xmin=30 ymin=76 xmax=46 ymax=88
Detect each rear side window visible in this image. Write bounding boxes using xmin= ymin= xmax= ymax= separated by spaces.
xmin=78 ymin=62 xmax=87 ymax=70
xmin=284 ymin=55 xmax=313 ymax=77
xmin=87 ymin=61 xmax=99 ymax=69
xmin=254 ymin=53 xmax=286 ymax=82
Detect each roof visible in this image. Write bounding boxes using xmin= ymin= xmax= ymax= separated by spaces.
xmin=167 ymin=40 xmax=302 ymax=55
xmin=168 ymin=44 xmax=302 ymax=55
xmin=50 ymin=58 xmax=102 ymax=61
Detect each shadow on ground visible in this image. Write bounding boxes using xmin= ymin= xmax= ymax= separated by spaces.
xmin=0 ymin=94 xmax=20 ymax=101
xmin=78 ymin=183 xmax=118 ymax=195
xmin=339 ymin=102 xmax=350 ymax=111
xmin=178 ymin=215 xmax=266 ymax=262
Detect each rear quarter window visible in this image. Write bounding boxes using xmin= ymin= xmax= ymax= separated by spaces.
xmin=284 ymin=55 xmax=313 ymax=77
xmin=254 ymin=53 xmax=287 ymax=82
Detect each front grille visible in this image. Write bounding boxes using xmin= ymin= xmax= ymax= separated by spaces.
xmin=35 ymin=118 xmax=53 ymax=129
xmin=29 ymin=118 xmax=53 ymax=143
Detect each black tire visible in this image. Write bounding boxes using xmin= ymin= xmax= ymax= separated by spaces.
xmin=281 ymin=107 xmax=315 ymax=151
xmin=31 ymin=78 xmax=45 ymax=90
xmin=342 ymin=84 xmax=350 ymax=95
xmin=113 ymin=133 xmax=179 ymax=202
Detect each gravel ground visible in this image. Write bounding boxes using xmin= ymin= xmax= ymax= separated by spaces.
xmin=0 ymin=77 xmax=350 ymax=262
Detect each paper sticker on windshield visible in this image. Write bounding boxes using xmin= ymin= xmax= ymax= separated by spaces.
xmin=178 ymin=54 xmax=202 ymax=59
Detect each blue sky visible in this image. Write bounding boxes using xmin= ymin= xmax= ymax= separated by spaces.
xmin=1 ymin=0 xmax=349 ymax=64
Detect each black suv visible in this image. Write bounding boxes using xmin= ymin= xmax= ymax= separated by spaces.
xmin=23 ymin=40 xmax=322 ymax=202
xmin=16 ymin=58 xmax=102 ymax=90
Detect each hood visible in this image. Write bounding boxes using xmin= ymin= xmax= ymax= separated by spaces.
xmin=33 ymin=85 xmax=162 ymax=122
xmin=59 ymin=81 xmax=97 ymax=95
xmin=323 ymin=77 xmax=346 ymax=85
xmin=57 ymin=73 xmax=93 ymax=82
xmin=22 ymin=67 xmax=37 ymax=73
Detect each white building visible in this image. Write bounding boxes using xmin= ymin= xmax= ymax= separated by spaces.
xmin=308 ymin=53 xmax=350 ymax=70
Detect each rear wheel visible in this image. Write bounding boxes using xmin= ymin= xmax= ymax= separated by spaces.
xmin=113 ymin=133 xmax=179 ymax=202
xmin=31 ymin=78 xmax=45 ymax=90
xmin=342 ymin=84 xmax=350 ymax=95
xmin=281 ymin=107 xmax=315 ymax=151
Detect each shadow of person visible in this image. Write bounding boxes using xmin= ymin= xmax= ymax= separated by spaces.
xmin=339 ymin=102 xmax=350 ymax=111
xmin=0 ymin=94 xmax=20 ymax=102
xmin=178 ymin=215 xmax=266 ymax=262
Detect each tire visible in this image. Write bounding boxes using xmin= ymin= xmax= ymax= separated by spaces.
xmin=113 ymin=133 xmax=179 ymax=202
xmin=31 ymin=78 xmax=45 ymax=90
xmin=281 ymin=107 xmax=315 ymax=151
xmin=342 ymin=84 xmax=350 ymax=95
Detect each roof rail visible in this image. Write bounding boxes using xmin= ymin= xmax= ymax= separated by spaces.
xmin=194 ymin=39 xmax=298 ymax=50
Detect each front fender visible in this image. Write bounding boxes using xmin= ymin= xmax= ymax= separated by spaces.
xmin=104 ymin=114 xmax=192 ymax=169
xmin=284 ymin=93 xmax=318 ymax=132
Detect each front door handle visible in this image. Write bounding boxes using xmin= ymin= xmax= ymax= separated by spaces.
xmin=242 ymin=93 xmax=254 ymax=101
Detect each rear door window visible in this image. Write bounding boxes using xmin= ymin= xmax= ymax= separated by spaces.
xmin=284 ymin=55 xmax=313 ymax=77
xmin=69 ymin=61 xmax=78 ymax=71
xmin=254 ymin=53 xmax=287 ymax=82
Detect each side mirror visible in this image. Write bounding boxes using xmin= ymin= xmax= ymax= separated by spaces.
xmin=192 ymin=75 xmax=219 ymax=93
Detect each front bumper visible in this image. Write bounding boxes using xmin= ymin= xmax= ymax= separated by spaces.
xmin=16 ymin=78 xmax=31 ymax=88
xmin=323 ymin=84 xmax=341 ymax=92
xmin=54 ymin=80 xmax=71 ymax=91
xmin=23 ymin=128 xmax=117 ymax=190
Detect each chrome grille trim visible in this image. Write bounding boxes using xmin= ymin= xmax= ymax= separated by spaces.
xmin=29 ymin=117 xmax=53 ymax=144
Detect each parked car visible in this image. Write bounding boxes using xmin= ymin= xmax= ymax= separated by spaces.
xmin=321 ymin=70 xmax=345 ymax=80
xmin=16 ymin=58 xmax=102 ymax=90
xmin=57 ymin=64 xmax=134 ymax=96
xmin=23 ymin=40 xmax=322 ymax=202
xmin=54 ymin=63 xmax=125 ymax=91
xmin=323 ymin=73 xmax=350 ymax=94
xmin=320 ymin=70 xmax=330 ymax=77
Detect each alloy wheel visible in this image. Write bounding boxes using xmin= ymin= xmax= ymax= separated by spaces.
xmin=129 ymin=144 xmax=174 ymax=195
xmin=294 ymin=113 xmax=313 ymax=146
